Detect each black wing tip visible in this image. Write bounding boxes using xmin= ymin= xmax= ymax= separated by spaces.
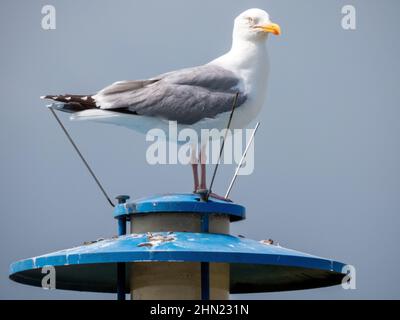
xmin=40 ymin=95 xmax=60 ymax=101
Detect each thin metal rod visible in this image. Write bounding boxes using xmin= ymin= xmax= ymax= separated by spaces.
xmin=48 ymin=107 xmax=115 ymax=208
xmin=225 ymin=122 xmax=261 ymax=199
xmin=207 ymin=92 xmax=240 ymax=198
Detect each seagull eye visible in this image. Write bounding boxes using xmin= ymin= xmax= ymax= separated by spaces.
xmin=247 ymin=17 xmax=254 ymax=24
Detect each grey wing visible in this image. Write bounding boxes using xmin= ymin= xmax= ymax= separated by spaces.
xmin=93 ymin=64 xmax=247 ymax=125
xmin=98 ymin=79 xmax=160 ymax=95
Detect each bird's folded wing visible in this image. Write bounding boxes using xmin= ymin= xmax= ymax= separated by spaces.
xmin=93 ymin=64 xmax=247 ymax=125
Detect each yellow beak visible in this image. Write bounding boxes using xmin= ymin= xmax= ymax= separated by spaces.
xmin=257 ymin=23 xmax=281 ymax=36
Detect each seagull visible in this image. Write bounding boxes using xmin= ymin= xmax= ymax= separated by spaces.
xmin=41 ymin=8 xmax=280 ymax=200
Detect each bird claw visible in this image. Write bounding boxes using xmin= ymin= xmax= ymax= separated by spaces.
xmin=194 ymin=189 xmax=232 ymax=202
xmin=207 ymin=192 xmax=233 ymax=203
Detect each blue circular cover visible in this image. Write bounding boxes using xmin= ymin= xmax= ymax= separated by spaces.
xmin=114 ymin=193 xmax=246 ymax=221
xmin=9 ymin=232 xmax=346 ymax=294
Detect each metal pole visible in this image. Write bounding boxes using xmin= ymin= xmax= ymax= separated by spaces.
xmin=207 ymin=93 xmax=240 ymax=200
xmin=115 ymin=195 xmax=129 ymax=301
xmin=48 ymin=107 xmax=115 ymax=208
xmin=201 ymin=263 xmax=210 ymax=300
xmin=200 ymin=214 xmax=210 ymax=300
xmin=225 ymin=122 xmax=260 ymax=199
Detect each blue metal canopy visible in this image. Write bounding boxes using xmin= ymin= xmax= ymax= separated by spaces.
xmin=9 ymin=232 xmax=346 ymax=294
xmin=113 ymin=193 xmax=246 ymax=221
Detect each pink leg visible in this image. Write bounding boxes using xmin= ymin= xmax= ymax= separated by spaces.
xmin=199 ymin=145 xmax=207 ymax=190
xmin=192 ymin=163 xmax=199 ymax=192
xmin=208 ymin=192 xmax=232 ymax=202
xmin=191 ymin=145 xmax=199 ymax=192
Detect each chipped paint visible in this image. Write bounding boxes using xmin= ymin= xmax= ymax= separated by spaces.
xmin=113 ymin=193 xmax=245 ymax=221
xmin=137 ymin=232 xmax=177 ymax=248
xmin=10 ymin=232 xmax=347 ymax=294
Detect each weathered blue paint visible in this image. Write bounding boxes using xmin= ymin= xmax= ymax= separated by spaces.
xmin=200 ymin=214 xmax=209 ymax=233
xmin=113 ymin=193 xmax=245 ymax=221
xmin=117 ymin=218 xmax=126 ymax=236
xmin=10 ymin=193 xmax=349 ymax=296
xmin=9 ymin=232 xmax=347 ymax=294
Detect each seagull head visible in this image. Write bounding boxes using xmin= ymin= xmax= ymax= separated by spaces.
xmin=233 ymin=8 xmax=281 ymax=43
